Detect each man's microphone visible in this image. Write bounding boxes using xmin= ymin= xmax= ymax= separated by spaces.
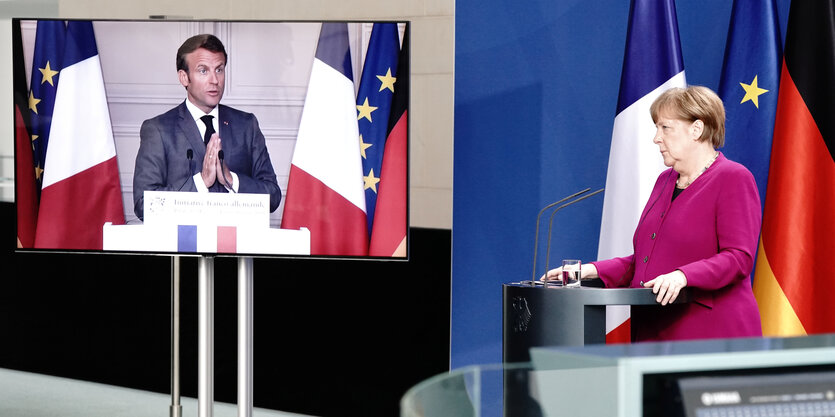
xmin=217 ymin=150 xmax=236 ymax=193
xmin=176 ymin=149 xmax=194 ymax=191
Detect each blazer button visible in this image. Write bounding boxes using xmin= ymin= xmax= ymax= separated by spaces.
xmin=651 ymin=233 xmax=656 ymax=240
xmin=643 ymin=256 xmax=648 ymax=263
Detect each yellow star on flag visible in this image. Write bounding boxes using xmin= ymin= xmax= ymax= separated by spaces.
xmin=359 ymin=134 xmax=373 ymax=159
xmin=740 ymin=75 xmax=768 ymax=108
xmin=39 ymin=61 xmax=59 ymax=86
xmin=377 ymin=68 xmax=396 ymax=93
xmin=29 ymin=92 xmax=41 ymax=114
xmin=363 ymin=168 xmax=381 ymax=193
xmin=357 ymin=97 xmax=378 ymax=122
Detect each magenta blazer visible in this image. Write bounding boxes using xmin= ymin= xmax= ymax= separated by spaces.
xmin=592 ymin=153 xmax=763 ymax=341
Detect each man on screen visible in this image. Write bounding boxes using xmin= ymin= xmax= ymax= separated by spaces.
xmin=133 ymin=34 xmax=281 ymax=220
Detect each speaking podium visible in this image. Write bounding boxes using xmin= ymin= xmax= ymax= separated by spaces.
xmin=103 ymin=191 xmax=309 ymax=255
xmin=503 ymin=280 xmax=692 ymax=362
xmin=102 ymin=191 xmax=304 ymax=417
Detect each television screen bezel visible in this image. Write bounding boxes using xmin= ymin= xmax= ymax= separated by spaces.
xmin=11 ymin=17 xmax=411 ymax=260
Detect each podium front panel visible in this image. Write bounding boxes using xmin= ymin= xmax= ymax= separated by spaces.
xmin=503 ymin=282 xmax=691 ymax=362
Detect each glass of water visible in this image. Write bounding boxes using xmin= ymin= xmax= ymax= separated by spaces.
xmin=562 ymin=259 xmax=582 ymax=287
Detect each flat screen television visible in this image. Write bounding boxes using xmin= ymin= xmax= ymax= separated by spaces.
xmin=12 ymin=18 xmax=410 ymax=259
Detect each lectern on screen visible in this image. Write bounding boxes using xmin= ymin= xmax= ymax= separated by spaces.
xmin=12 ymin=19 xmax=410 ymax=259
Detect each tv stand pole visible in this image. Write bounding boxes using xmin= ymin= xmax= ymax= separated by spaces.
xmin=196 ymin=256 xmax=255 ymax=417
xmin=171 ymin=256 xmax=182 ymax=417
xmin=238 ymin=257 xmax=254 ymax=417
xmin=198 ymin=256 xmax=215 ymax=417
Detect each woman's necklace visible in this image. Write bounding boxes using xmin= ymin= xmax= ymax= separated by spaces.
xmin=677 ymin=152 xmax=719 ymax=189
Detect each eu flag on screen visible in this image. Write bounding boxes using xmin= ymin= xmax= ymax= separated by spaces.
xmin=356 ymin=23 xmax=400 ymax=236
xmin=718 ymin=0 xmax=782 ymax=211
xmin=29 ymin=20 xmax=67 ymax=185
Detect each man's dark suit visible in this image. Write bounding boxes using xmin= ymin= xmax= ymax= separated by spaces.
xmin=133 ymin=101 xmax=281 ymax=220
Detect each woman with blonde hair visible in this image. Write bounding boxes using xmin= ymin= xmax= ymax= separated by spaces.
xmin=544 ymin=86 xmax=762 ymax=342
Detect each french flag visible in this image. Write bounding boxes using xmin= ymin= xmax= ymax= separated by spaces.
xmin=34 ymin=21 xmax=124 ymax=250
xmin=597 ymin=0 xmax=686 ymax=343
xmin=176 ymin=225 xmax=237 ymax=253
xmin=281 ymin=23 xmax=369 ymax=256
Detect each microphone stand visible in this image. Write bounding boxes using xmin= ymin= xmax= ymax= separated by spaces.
xmin=543 ymin=188 xmax=604 ymax=276
xmin=217 ymin=150 xmax=236 ymax=193
xmin=530 ymin=188 xmax=591 ymax=283
xmin=176 ymin=149 xmax=194 ymax=192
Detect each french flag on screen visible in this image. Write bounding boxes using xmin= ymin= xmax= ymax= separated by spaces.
xmin=281 ymin=23 xmax=369 ymax=256
xmin=597 ymin=0 xmax=686 ymax=343
xmin=177 ymin=225 xmax=237 ymax=253
xmin=34 ymin=21 xmax=125 ymax=250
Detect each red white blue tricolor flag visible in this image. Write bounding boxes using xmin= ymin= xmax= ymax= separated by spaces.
xmin=33 ymin=21 xmax=125 ymax=250
xmin=282 ymin=23 xmax=369 ymax=256
xmin=598 ymin=0 xmax=686 ymax=343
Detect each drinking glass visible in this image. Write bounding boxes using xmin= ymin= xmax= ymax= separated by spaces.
xmin=562 ymin=259 xmax=581 ymax=288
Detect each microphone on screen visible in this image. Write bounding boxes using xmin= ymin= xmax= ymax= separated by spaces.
xmin=176 ymin=149 xmax=194 ymax=191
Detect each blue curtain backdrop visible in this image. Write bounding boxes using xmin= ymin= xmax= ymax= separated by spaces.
xmin=452 ymin=0 xmax=791 ymax=368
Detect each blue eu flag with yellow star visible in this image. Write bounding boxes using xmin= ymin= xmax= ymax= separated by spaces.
xmin=356 ymin=23 xmax=400 ymax=236
xmin=718 ymin=0 xmax=782 ymax=211
xmin=29 ymin=20 xmax=67 ymax=186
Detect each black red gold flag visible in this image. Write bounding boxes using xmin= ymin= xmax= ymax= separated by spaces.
xmin=753 ymin=1 xmax=835 ymax=335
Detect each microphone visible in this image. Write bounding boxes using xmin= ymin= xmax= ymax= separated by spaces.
xmin=176 ymin=149 xmax=194 ymax=191
xmin=543 ymin=188 xmax=604 ymax=276
xmin=530 ymin=188 xmax=592 ymax=283
xmin=217 ymin=150 xmax=236 ymax=193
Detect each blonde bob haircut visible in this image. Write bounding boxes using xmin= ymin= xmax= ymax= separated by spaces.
xmin=650 ymin=86 xmax=725 ymax=148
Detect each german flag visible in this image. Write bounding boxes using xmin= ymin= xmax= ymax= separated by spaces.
xmin=753 ymin=1 xmax=835 ymax=335
xmin=13 ymin=20 xmax=38 ymax=248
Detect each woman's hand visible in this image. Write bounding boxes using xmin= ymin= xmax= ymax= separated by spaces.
xmin=540 ymin=267 xmax=563 ymax=283
xmin=540 ymin=263 xmax=599 ymax=283
xmin=643 ymin=270 xmax=687 ymax=305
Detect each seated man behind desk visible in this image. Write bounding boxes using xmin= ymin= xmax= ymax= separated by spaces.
xmin=133 ymin=34 xmax=281 ymax=220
